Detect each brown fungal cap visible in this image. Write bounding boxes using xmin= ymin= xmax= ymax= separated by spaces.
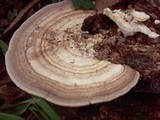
xmin=6 ymin=0 xmax=140 ymax=107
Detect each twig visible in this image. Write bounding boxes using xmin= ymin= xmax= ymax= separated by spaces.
xmin=3 ymin=0 xmax=40 ymax=34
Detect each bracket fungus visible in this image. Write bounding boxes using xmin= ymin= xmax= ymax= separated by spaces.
xmin=6 ymin=0 xmax=140 ymax=107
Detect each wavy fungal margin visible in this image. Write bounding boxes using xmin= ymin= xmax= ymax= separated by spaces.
xmin=6 ymin=0 xmax=140 ymax=107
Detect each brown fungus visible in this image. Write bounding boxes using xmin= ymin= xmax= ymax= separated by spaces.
xmin=5 ymin=0 xmax=139 ymax=107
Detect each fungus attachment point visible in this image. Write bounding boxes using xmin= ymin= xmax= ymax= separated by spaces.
xmin=6 ymin=0 xmax=140 ymax=107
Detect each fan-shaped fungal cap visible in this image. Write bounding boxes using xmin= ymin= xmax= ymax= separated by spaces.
xmin=6 ymin=0 xmax=140 ymax=107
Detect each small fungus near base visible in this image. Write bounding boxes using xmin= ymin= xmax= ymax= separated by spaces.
xmin=154 ymin=19 xmax=160 ymax=25
xmin=103 ymin=8 xmax=159 ymax=38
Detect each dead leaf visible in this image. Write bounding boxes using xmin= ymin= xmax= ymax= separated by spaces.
xmin=0 ymin=71 xmax=29 ymax=104
xmin=8 ymin=0 xmax=23 ymax=10
xmin=0 ymin=19 xmax=9 ymax=28
xmin=0 ymin=4 xmax=7 ymax=19
xmin=0 ymin=57 xmax=5 ymax=74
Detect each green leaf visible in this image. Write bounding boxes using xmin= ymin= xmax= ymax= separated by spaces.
xmin=29 ymin=105 xmax=48 ymax=120
xmin=0 ymin=40 xmax=8 ymax=55
xmin=0 ymin=112 xmax=25 ymax=120
xmin=6 ymin=103 xmax=32 ymax=115
xmin=32 ymin=96 xmax=60 ymax=120
xmin=29 ymin=104 xmax=53 ymax=120
xmin=1 ymin=97 xmax=60 ymax=120
xmin=1 ymin=98 xmax=33 ymax=115
xmin=19 ymin=98 xmax=34 ymax=104
xmin=12 ymin=99 xmax=33 ymax=115
xmin=72 ymin=0 xmax=95 ymax=10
